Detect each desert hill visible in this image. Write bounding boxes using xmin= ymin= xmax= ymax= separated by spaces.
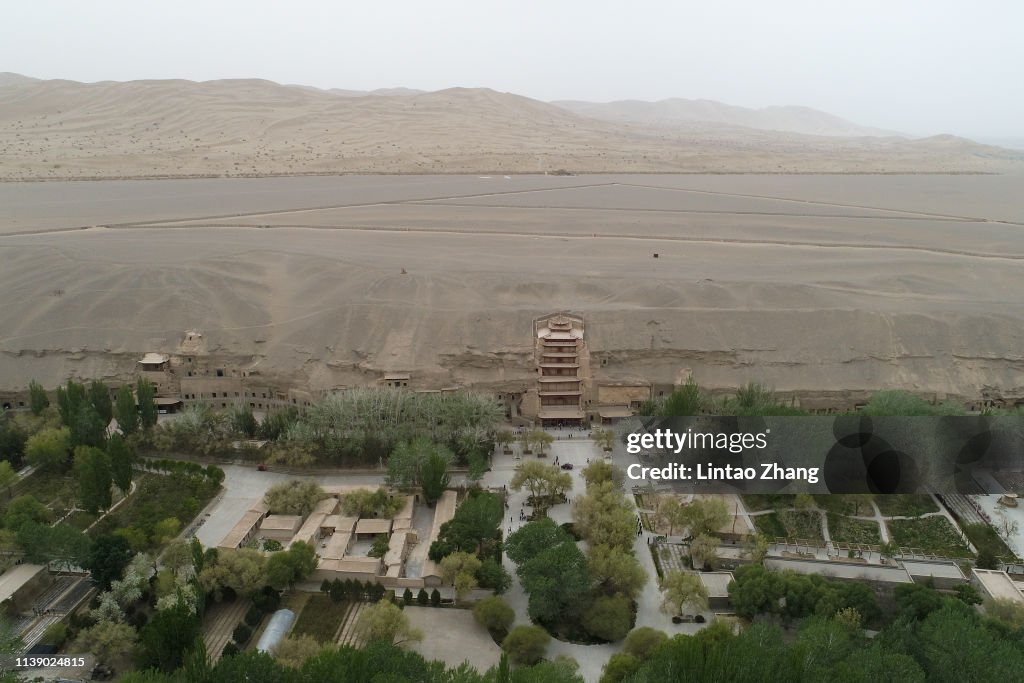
xmin=0 ymin=75 xmax=1021 ymax=179
xmin=551 ymin=97 xmax=903 ymax=138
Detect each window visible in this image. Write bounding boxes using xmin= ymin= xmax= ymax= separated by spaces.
xmin=216 ymin=369 xmax=224 ymax=377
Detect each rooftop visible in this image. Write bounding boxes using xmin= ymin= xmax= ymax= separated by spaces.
xmin=0 ymin=564 xmax=46 ymax=603
xmin=260 ymin=515 xmax=303 ymax=532
xmin=219 ymin=510 xmax=265 ymax=549
xmin=973 ymin=568 xmax=1024 ymax=603
xmin=355 ymin=518 xmax=393 ymax=535
xmin=765 ymin=557 xmax=913 ymax=583
xmin=138 ymin=352 xmax=169 ymax=365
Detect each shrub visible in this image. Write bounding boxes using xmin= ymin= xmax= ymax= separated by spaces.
xmin=232 ymin=623 xmax=252 ymax=645
xmin=245 ymin=605 xmax=263 ymax=627
xmin=476 ymin=558 xmax=512 ymax=594
xmin=431 ymin=589 xmax=441 ymax=607
xmin=472 ymin=596 xmax=515 ymax=632
xmin=402 ymin=588 xmax=413 ymax=605
xmin=583 ymin=595 xmax=633 ymax=642
xmin=622 ymin=627 xmax=668 ymax=659
xmin=601 ymin=653 xmax=641 ymax=683
xmin=502 ymin=625 xmax=550 ymax=665
xmin=417 ymin=589 xmax=429 ymax=605
xmin=222 ymin=643 xmax=238 ymax=658
xmin=41 ymin=622 xmax=68 ymax=648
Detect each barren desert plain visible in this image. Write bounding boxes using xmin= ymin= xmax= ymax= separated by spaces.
xmin=1 ymin=172 xmax=1023 ymax=405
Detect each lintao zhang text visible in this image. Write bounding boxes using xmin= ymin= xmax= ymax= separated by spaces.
xmin=626 ymin=462 xmax=820 ymax=484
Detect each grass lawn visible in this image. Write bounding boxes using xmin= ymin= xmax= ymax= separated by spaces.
xmin=291 ymin=593 xmax=352 ymax=644
xmin=752 ymin=513 xmax=786 ymax=538
xmin=827 ymin=513 xmax=881 ymax=545
xmin=740 ymin=494 xmax=793 ymax=512
xmin=875 ymin=495 xmax=938 ymax=517
xmin=888 ymin=517 xmax=971 ymax=557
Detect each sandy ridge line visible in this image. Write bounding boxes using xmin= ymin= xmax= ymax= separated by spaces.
xmin=61 ymin=221 xmax=1024 ymax=262
xmin=0 ymin=170 xmax=1004 ymax=184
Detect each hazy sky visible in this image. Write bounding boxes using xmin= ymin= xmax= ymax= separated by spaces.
xmin=3 ymin=1 xmax=1022 ymax=138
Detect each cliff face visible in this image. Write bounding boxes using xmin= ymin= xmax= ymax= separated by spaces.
xmin=1 ymin=175 xmax=1022 ymax=407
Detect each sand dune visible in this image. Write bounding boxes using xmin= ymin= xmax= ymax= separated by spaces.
xmin=551 ymin=98 xmax=903 ymax=138
xmin=1 ymin=77 xmax=1021 ymax=180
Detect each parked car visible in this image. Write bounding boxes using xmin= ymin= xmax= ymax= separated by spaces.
xmin=560 ymin=463 xmax=574 ymax=470
xmin=257 ymin=464 xmax=267 ymax=471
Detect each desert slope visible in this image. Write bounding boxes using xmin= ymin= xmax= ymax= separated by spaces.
xmin=0 ymin=77 xmax=1021 ymax=179
xmin=552 ymin=98 xmax=903 ymax=138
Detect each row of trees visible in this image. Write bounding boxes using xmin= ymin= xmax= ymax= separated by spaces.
xmin=603 ymin=587 xmax=1024 ymax=683
xmin=637 ymin=378 xmax=1008 ymax=418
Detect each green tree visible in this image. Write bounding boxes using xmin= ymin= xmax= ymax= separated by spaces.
xmin=56 ymin=380 xmax=87 ymax=427
xmin=86 ymin=534 xmax=135 ymax=590
xmin=587 ymin=544 xmax=647 ymax=599
xmin=440 ymin=551 xmax=482 ymax=603
xmin=622 ymin=627 xmax=667 ymax=659
xmin=368 ymin=534 xmax=390 ymax=558
xmin=592 ymin=428 xmax=617 ymax=452
xmin=655 ymin=496 xmax=686 ymax=536
xmin=658 ymin=571 xmax=708 ymax=616
xmin=688 ymin=533 xmax=719 ymax=570
xmin=16 ymin=522 xmax=91 ymax=569
xmin=198 ymin=547 xmax=269 ymax=597
xmin=107 ymin=433 xmax=135 ymax=495
xmin=517 ymin=539 xmax=589 ymax=623
xmin=473 ymin=596 xmax=515 ymax=632
xmin=229 ymin=405 xmax=259 ymax=438
xmin=387 ymin=437 xmax=454 ymax=489
xmin=137 ymin=378 xmax=158 ymax=429
xmin=264 ymin=479 xmax=327 ymax=516
xmin=136 ymin=603 xmax=200 ymax=672
xmin=115 ymin=385 xmax=139 ymax=435
xmin=73 ymin=620 xmax=136 ymax=667
xmin=3 ymin=494 xmax=53 ymax=531
xmin=583 ymin=594 xmax=633 ymax=641
xmin=601 ymin=653 xmax=641 ymax=683
xmin=355 ymin=599 xmax=423 ymax=644
xmin=28 ymin=380 xmax=49 ymax=416
xmin=420 ymin=450 xmax=451 ymax=506
xmin=572 ymin=481 xmax=635 ymax=549
xmin=75 ymin=445 xmax=112 ymax=514
xmin=24 ymin=426 xmax=70 ymax=471
xmin=89 ymin=380 xmax=113 ymax=424
xmin=661 ymin=376 xmax=703 ymax=416
xmin=0 ymin=461 xmax=17 ymax=498
xmin=511 ymin=460 xmax=572 ymax=511
xmin=683 ymin=497 xmax=731 ymax=538
xmin=580 ymin=458 xmax=621 ymax=489
xmin=266 ymin=541 xmax=318 ymax=590
xmin=505 ymin=518 xmax=574 ymax=565
xmin=70 ymin=402 xmax=106 ymax=448
xmin=476 ymin=558 xmax=512 ymax=594
xmin=273 ymin=635 xmax=322 ymax=668
xmin=502 ymin=625 xmax=550 ymax=665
